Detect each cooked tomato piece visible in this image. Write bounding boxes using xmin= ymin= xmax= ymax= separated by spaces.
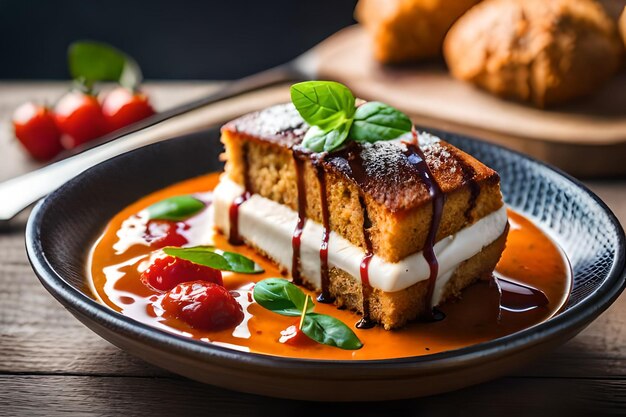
xmin=141 ymin=256 xmax=223 ymax=291
xmin=144 ymin=220 xmax=188 ymax=248
xmin=161 ymin=281 xmax=244 ymax=331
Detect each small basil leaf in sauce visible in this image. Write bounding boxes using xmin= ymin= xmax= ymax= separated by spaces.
xmin=351 ymin=101 xmax=413 ymax=143
xmin=301 ymin=313 xmax=363 ymax=350
xmin=163 ymin=246 xmax=264 ymax=274
xmin=253 ymin=279 xmax=363 ymax=350
xmin=220 ymin=250 xmax=264 ymax=274
xmin=146 ymin=195 xmax=205 ymax=221
xmin=253 ymin=278 xmax=315 ymax=316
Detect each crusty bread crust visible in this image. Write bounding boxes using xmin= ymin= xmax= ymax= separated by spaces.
xmin=444 ymin=0 xmax=623 ymax=107
xmin=355 ymin=0 xmax=481 ymax=63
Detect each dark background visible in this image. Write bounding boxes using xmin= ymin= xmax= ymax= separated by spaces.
xmin=0 ymin=0 xmax=357 ymax=80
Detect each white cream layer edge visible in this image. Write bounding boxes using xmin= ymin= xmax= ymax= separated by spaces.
xmin=212 ymin=176 xmax=508 ymax=306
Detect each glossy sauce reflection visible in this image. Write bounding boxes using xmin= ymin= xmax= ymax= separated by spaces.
xmin=88 ymin=173 xmax=572 ymax=360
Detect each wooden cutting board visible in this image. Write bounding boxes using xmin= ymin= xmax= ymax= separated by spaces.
xmin=314 ymin=26 xmax=626 ymax=178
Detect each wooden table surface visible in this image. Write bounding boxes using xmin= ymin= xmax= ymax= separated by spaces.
xmin=1 ymin=82 xmax=625 ymax=416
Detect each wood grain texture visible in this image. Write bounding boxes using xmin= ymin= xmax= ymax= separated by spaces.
xmin=0 ymin=83 xmax=625 ymax=415
xmin=2 ymin=375 xmax=625 ymax=417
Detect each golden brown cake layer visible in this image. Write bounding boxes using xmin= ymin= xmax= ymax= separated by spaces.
xmin=221 ymin=103 xmax=504 ymax=263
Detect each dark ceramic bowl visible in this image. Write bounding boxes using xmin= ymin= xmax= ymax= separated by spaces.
xmin=26 ymin=127 xmax=626 ymax=401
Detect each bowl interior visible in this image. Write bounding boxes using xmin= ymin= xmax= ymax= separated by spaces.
xmin=33 ymin=130 xmax=225 ymax=296
xmin=435 ymin=128 xmax=624 ymax=309
xmin=29 ymin=127 xmax=625 ymax=360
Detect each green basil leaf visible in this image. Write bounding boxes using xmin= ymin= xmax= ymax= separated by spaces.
xmin=163 ymin=246 xmax=230 ymax=270
xmin=290 ymin=81 xmax=356 ymax=131
xmin=146 ymin=195 xmax=205 ymax=221
xmin=68 ymin=41 xmax=142 ymax=90
xmin=301 ymin=126 xmax=327 ymax=152
xmin=301 ymin=313 xmax=363 ymax=350
xmin=350 ymin=101 xmax=413 ymax=143
xmin=221 ymin=251 xmax=264 ymax=274
xmin=302 ymin=120 xmax=352 ymax=153
xmin=253 ymin=278 xmax=315 ymax=316
xmin=163 ymin=246 xmax=264 ymax=274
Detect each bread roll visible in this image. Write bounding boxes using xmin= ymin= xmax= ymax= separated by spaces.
xmin=355 ymin=0 xmax=481 ymax=63
xmin=444 ymin=0 xmax=623 ymax=107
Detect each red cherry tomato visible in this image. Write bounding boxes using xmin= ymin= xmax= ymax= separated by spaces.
xmin=161 ymin=281 xmax=244 ymax=331
xmin=54 ymin=91 xmax=107 ymax=149
xmin=141 ymin=255 xmax=223 ymax=292
xmin=12 ymin=102 xmax=63 ymax=161
xmin=144 ymin=220 xmax=189 ymax=248
xmin=101 ymin=87 xmax=155 ymax=132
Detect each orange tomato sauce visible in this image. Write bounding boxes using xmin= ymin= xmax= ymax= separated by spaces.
xmin=88 ymin=173 xmax=571 ymax=360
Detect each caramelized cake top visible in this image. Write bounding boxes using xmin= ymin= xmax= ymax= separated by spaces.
xmin=221 ymin=103 xmax=500 ymax=214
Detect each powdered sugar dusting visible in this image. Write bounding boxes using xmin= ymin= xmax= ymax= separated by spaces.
xmin=223 ymin=103 xmax=308 ymax=147
xmin=223 ymin=103 xmax=488 ymax=211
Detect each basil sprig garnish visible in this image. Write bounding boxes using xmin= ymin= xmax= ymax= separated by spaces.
xmin=253 ymin=278 xmax=363 ymax=350
xmin=146 ymin=195 xmax=205 ymax=221
xmin=300 ymin=123 xmax=352 ymax=155
xmin=163 ymin=246 xmax=264 ymax=274
xmin=351 ymin=101 xmax=413 ymax=142
xmin=291 ymin=81 xmax=355 ymax=131
xmin=290 ymin=81 xmax=412 ymax=153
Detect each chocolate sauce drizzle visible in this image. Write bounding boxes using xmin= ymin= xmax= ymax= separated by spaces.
xmin=228 ymin=144 xmax=251 ymax=245
xmin=291 ymin=150 xmax=334 ymax=301
xmin=343 ymin=148 xmax=376 ymax=329
xmin=356 ymin=196 xmax=376 ymax=329
xmin=291 ymin=152 xmax=307 ymax=285
xmin=465 ymin=180 xmax=480 ymax=223
xmin=403 ymin=131 xmax=446 ymax=321
xmin=314 ymin=162 xmax=333 ymax=303
xmin=455 ymin=156 xmax=480 ymax=223
xmin=291 ymin=143 xmax=377 ymax=325
xmin=494 ymin=273 xmax=549 ymax=312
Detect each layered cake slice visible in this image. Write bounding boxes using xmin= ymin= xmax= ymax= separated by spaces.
xmin=213 ymin=102 xmax=508 ymax=330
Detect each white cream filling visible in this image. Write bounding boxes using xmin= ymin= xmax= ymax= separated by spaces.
xmin=212 ymin=176 xmax=508 ymax=306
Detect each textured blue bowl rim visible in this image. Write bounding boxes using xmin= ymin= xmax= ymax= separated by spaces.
xmin=25 ymin=130 xmax=626 ymax=377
